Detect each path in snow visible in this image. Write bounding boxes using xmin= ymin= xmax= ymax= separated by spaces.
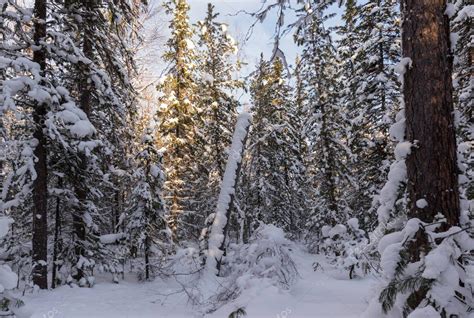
xmin=21 ymin=248 xmax=377 ymax=318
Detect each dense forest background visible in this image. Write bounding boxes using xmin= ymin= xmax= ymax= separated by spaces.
xmin=0 ymin=0 xmax=472 ymax=317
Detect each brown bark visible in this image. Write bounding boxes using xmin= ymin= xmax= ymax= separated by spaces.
xmin=403 ymin=0 xmax=460 ymax=225
xmin=32 ymin=0 xmax=48 ymax=290
xmin=402 ymin=0 xmax=460 ymax=309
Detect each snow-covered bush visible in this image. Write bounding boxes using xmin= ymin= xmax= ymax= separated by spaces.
xmin=220 ymin=223 xmax=298 ymax=288
xmin=196 ymin=224 xmax=298 ymax=313
xmin=0 ymin=217 xmax=23 ymax=315
xmin=320 ymin=218 xmax=370 ymax=279
xmin=160 ymin=224 xmax=298 ymax=314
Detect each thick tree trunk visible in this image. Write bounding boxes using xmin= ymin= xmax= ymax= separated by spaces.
xmin=32 ymin=0 xmax=48 ymax=290
xmin=403 ymin=0 xmax=459 ymax=225
xmin=402 ymin=0 xmax=460 ymax=309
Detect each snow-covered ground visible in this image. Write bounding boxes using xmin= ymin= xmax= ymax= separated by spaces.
xmin=19 ymin=246 xmax=378 ymax=318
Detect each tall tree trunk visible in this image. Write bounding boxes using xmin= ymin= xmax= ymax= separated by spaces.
xmin=402 ymin=0 xmax=460 ymax=308
xmin=403 ymin=0 xmax=459 ymax=225
xmin=32 ymin=0 xmax=48 ymax=290
xmin=73 ymin=0 xmax=94 ymax=280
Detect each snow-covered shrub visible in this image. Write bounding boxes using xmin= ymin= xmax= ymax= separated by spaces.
xmin=0 ymin=217 xmax=23 ymax=314
xmin=159 ymin=224 xmax=298 ymax=314
xmin=220 ymin=224 xmax=298 ymax=289
xmin=320 ymin=218 xmax=370 ymax=279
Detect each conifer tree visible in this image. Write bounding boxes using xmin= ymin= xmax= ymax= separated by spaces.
xmin=240 ymin=56 xmax=306 ymax=237
xmin=375 ymin=1 xmax=474 ymax=316
xmin=337 ymin=0 xmax=401 ymax=230
xmin=192 ymin=4 xmax=242 ymax=226
xmin=128 ymin=131 xmax=169 ymax=280
xmin=157 ymin=0 xmax=200 ymax=242
xmin=294 ymin=6 xmax=352 ymax=243
xmin=59 ymin=0 xmax=142 ymax=283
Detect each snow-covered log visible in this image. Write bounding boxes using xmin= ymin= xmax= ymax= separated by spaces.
xmin=206 ymin=112 xmax=252 ymax=275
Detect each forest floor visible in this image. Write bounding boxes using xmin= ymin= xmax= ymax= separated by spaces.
xmin=20 ymin=246 xmax=378 ymax=318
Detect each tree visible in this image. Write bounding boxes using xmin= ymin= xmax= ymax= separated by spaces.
xmin=337 ymin=0 xmax=401 ymax=230
xmin=205 ymin=112 xmax=251 ymax=275
xmin=31 ymin=0 xmax=49 ymax=290
xmin=240 ymin=57 xmax=306 ymax=238
xmin=60 ymin=0 xmax=142 ymax=282
xmin=128 ymin=131 xmax=169 ymax=280
xmin=192 ymin=3 xmax=242 ymax=228
xmin=157 ymin=0 xmax=200 ymax=242
xmin=376 ymin=1 xmax=473 ymax=316
xmin=294 ymin=5 xmax=352 ymax=244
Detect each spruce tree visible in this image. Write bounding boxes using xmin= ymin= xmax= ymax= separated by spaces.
xmin=193 ymin=4 xmax=242 ymax=228
xmin=240 ymin=56 xmax=306 ymax=237
xmin=337 ymin=0 xmax=401 ymax=230
xmin=157 ymin=0 xmax=200 ymax=242
xmin=128 ymin=131 xmax=169 ymax=280
xmin=294 ymin=6 xmax=352 ymax=245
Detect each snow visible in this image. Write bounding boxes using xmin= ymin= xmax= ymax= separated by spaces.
xmin=407 ymin=306 xmax=440 ymax=318
xmin=394 ymin=57 xmax=413 ymax=78
xmin=376 ymin=159 xmax=407 ymax=223
xmin=99 ymin=233 xmax=125 ymax=244
xmin=394 ymin=141 xmax=412 ymax=160
xmin=389 ymin=110 xmax=405 ymax=142
xmin=347 ymin=217 xmax=359 ymax=230
xmin=69 ymin=120 xmax=96 ymax=138
xmin=206 ymin=112 xmax=252 ymax=274
xmin=377 ymin=230 xmax=403 ymax=255
xmin=329 ymin=224 xmax=347 ymax=238
xmin=380 ymin=242 xmax=402 ymax=279
xmin=0 ymin=265 xmax=18 ymax=292
xmin=0 ymin=217 xmax=13 ymax=238
xmin=21 ymin=245 xmax=376 ymax=318
xmin=416 ymin=199 xmax=428 ymax=209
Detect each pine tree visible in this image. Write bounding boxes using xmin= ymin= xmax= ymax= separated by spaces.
xmin=375 ymin=1 xmax=474 ymax=316
xmin=337 ymin=0 xmax=401 ymax=230
xmin=0 ymin=0 xmax=95 ymax=289
xmin=0 ymin=0 xmax=144 ymax=288
xmin=193 ymin=4 xmax=242 ymax=228
xmin=294 ymin=5 xmax=352 ymax=245
xmin=240 ymin=56 xmax=306 ymax=238
xmin=61 ymin=0 xmax=143 ymax=283
xmin=128 ymin=131 xmax=169 ymax=280
xmin=157 ymin=0 xmax=200 ymax=242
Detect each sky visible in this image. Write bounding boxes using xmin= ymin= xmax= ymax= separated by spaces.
xmin=186 ymin=0 xmax=343 ymax=70
xmin=146 ymin=0 xmax=344 ymax=103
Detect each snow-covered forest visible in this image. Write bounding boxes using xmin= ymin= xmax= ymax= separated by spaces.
xmin=0 ymin=0 xmax=473 ymax=317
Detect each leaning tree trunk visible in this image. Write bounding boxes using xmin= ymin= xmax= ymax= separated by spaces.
xmin=205 ymin=112 xmax=252 ymax=275
xmin=32 ymin=0 xmax=49 ymax=290
xmin=402 ymin=0 xmax=460 ymax=308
